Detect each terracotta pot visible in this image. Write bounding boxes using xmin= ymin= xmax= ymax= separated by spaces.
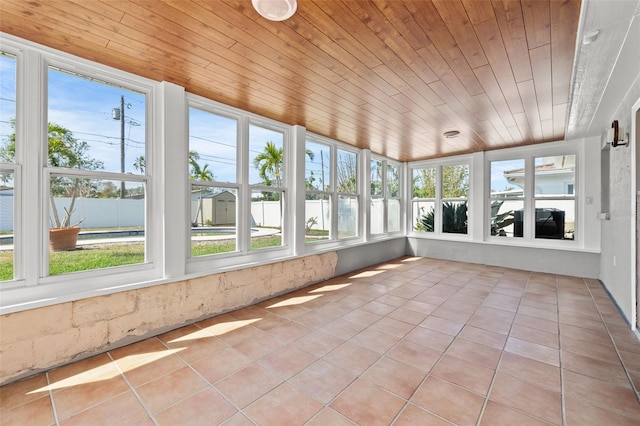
xmin=49 ymin=226 xmax=81 ymax=251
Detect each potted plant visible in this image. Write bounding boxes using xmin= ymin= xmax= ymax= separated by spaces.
xmin=49 ymin=206 xmax=84 ymax=251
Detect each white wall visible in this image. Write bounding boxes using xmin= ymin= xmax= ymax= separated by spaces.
xmin=596 ymin=14 xmax=640 ymax=327
xmin=599 ymin=77 xmax=640 ymax=326
xmin=407 ymin=238 xmax=600 ymax=278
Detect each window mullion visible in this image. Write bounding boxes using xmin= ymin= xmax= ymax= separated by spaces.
xmin=237 ymin=116 xmax=249 ymax=254
xmin=435 ymin=165 xmax=442 ymax=234
xmin=20 ymin=49 xmax=46 ymax=284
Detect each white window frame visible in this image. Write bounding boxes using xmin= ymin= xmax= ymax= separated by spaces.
xmin=369 ymin=156 xmax=403 ymax=239
xmin=304 ymin=133 xmax=362 ymax=250
xmin=186 ymin=95 xmax=293 ymax=275
xmin=485 ymin=141 xmax=581 ymax=247
xmin=0 ymin=34 xmax=162 ymax=306
xmin=408 ymin=155 xmax=472 ymax=239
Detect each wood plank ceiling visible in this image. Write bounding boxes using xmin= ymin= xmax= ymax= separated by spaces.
xmin=0 ymin=0 xmax=581 ymax=162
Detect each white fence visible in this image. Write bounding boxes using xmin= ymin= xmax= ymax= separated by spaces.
xmin=1 ymin=196 xmax=349 ymax=232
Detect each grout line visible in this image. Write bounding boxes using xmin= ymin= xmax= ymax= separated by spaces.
xmin=154 ymin=333 xmax=257 ymax=424
xmin=474 ymin=270 xmax=531 ymax=426
xmin=106 ymin=351 xmax=159 ymax=426
xmin=45 ymin=372 xmax=60 ymax=426
xmin=557 ymin=275 xmax=566 ymax=426
xmin=584 ymin=281 xmax=640 ymax=404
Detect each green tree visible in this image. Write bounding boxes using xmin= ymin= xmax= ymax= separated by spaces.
xmin=253 ymin=141 xmax=283 ymax=187
xmin=442 ymin=164 xmax=469 ymax=198
xmin=413 ymin=167 xmax=436 ymax=198
xmin=133 ymin=155 xmax=145 ymax=174
xmin=2 ymin=122 xmax=104 ymax=227
xmin=189 ymin=151 xmax=214 ymax=181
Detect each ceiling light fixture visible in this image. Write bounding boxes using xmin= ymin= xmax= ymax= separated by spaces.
xmin=443 ymin=130 xmax=460 ymax=138
xmin=252 ymin=0 xmax=297 ymax=21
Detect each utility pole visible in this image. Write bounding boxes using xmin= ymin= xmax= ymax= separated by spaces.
xmin=113 ymin=95 xmax=126 ymax=198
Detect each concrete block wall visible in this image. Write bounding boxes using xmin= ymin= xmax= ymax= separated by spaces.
xmin=0 ymin=252 xmax=338 ymax=385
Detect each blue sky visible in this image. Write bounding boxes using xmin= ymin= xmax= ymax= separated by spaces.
xmin=1 ymin=54 xmax=285 ymax=184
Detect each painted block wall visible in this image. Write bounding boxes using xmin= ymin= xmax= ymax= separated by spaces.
xmin=0 ymin=252 xmax=337 ymax=385
xmin=600 ymin=74 xmax=640 ymax=325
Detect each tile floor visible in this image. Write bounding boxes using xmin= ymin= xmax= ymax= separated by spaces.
xmin=1 ymin=257 xmax=640 ymax=425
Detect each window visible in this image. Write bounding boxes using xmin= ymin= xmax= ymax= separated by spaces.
xmin=370 ymin=159 xmax=383 ymax=234
xmin=387 ymin=163 xmax=400 ymax=233
xmin=534 ymin=155 xmax=575 ymax=240
xmin=337 ymin=149 xmax=358 ymax=239
xmin=45 ymin=67 xmax=148 ymax=275
xmin=249 ymin=124 xmax=285 ymax=249
xmin=188 ymin=107 xmax=238 ymax=257
xmin=412 ymin=162 xmax=469 ymax=235
xmin=487 ymin=152 xmax=576 ymax=242
xmin=305 ymin=136 xmax=359 ymax=244
xmin=370 ymin=158 xmax=401 ymax=236
xmin=490 ymin=159 xmax=524 ymax=238
xmin=441 ymin=164 xmax=469 ymax=234
xmin=412 ymin=167 xmax=436 ymax=233
xmin=0 ymin=52 xmax=16 ymax=282
xmin=305 ymin=140 xmax=331 ymax=243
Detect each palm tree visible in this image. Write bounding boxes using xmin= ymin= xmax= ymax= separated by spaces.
xmin=253 ymin=141 xmax=283 ymax=187
xmin=188 ymin=151 xmax=214 ymax=181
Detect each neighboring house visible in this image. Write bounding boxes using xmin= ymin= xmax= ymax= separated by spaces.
xmin=496 ymin=156 xmax=576 ymax=239
xmin=503 ymin=155 xmax=576 ymax=195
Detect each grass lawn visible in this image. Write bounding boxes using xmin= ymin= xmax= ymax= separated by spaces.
xmin=0 ymin=235 xmax=285 ymax=279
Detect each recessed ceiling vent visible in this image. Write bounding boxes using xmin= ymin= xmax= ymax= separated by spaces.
xmin=443 ymin=130 xmax=460 ymax=138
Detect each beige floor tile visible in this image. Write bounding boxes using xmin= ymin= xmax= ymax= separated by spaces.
xmin=0 ymin=374 xmax=49 ymax=411
xmin=564 ymin=396 xmax=640 ymax=426
xmin=135 ymin=366 xmax=207 ymax=413
xmin=3 ymin=258 xmax=640 ymax=426
xmin=498 ymin=352 xmax=561 ymax=392
xmin=480 ymin=400 xmax=552 ymax=426
xmin=154 ymin=387 xmax=236 ymax=426
xmin=411 ymin=376 xmax=484 ymax=426
xmin=58 ymin=391 xmax=147 ymax=426
xmin=394 ymin=403 xmax=453 ymax=425
xmin=288 ymin=359 xmax=356 ymax=404
xmin=0 ymin=394 xmax=55 ymax=426
xmin=257 ymin=344 xmax=317 ymax=379
xmin=362 ymin=356 xmax=426 ymax=399
xmin=504 ymin=336 xmax=560 ymax=367
xmin=431 ymin=354 xmax=495 ymax=395
xmin=386 ymin=339 xmax=442 ymax=372
xmin=489 ymin=372 xmax=562 ymax=425
xmin=214 ymin=363 xmax=283 ymax=408
xmin=330 ymin=379 xmax=406 ymax=426
xmin=243 ymin=383 xmax=323 ymax=426
xmin=323 ymin=341 xmax=380 ymax=376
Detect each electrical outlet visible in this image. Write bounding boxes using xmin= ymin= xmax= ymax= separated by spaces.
xmin=613 ymin=256 xmax=616 ymax=267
